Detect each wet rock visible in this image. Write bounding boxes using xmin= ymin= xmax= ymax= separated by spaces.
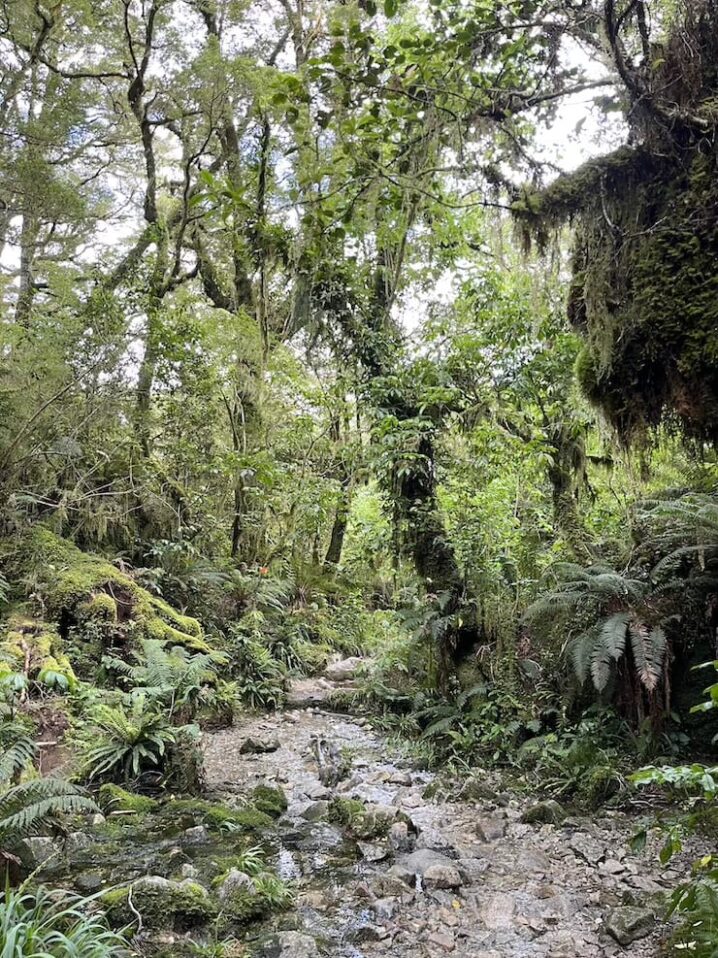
xmin=353 ymin=923 xmax=390 ymax=942
xmin=423 ymin=863 xmax=463 ymax=890
xmin=64 ymin=831 xmax=93 ymax=856
xmin=604 ymin=905 xmax=655 ymax=945
xmin=19 ymin=836 xmax=55 ymax=868
xmin=521 ymin=800 xmax=567 ymax=825
xmin=389 ymin=820 xmax=414 ymax=852
xmin=475 ymin=817 xmax=507 ymax=842
xmin=388 ymin=770 xmax=413 ymax=786
xmin=372 ymin=897 xmax=398 ymax=919
xmin=325 ymin=657 xmax=365 ymax=682
xmin=75 ymin=871 xmax=104 ymax=894
xmin=358 ymin=840 xmax=390 ymax=862
xmin=259 ymin=931 xmax=321 ymax=958
xmin=183 ymin=824 xmax=210 ymax=844
xmin=240 ymin=736 xmax=280 ymax=754
xmin=405 ymin=848 xmax=458 ymax=876
xmin=299 ymin=800 xmax=328 ymax=821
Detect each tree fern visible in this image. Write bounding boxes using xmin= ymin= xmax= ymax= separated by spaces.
xmin=0 ymin=779 xmax=97 ymax=841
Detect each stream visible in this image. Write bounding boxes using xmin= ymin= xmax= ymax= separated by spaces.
xmin=203 ymin=664 xmax=682 ymax=958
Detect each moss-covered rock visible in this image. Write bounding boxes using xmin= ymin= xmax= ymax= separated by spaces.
xmin=0 ymin=614 xmax=76 ymax=690
xmin=103 ymin=876 xmax=216 ymax=930
xmin=160 ymin=798 xmax=273 ymax=835
xmin=328 ymin=797 xmax=395 ymax=840
xmin=251 ymin=785 xmax=287 ymax=819
xmin=98 ymin=783 xmax=159 ymax=815
xmin=216 ymin=868 xmax=292 ymax=925
xmin=4 ymin=528 xmax=208 ymax=655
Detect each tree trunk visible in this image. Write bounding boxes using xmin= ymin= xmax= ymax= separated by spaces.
xmin=324 ymin=478 xmax=351 ymax=569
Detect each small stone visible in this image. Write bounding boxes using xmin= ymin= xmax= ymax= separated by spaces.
xmin=266 ymin=932 xmax=320 ymax=958
xmin=75 ymin=871 xmax=104 ymax=894
xmin=599 ymin=858 xmax=625 ymax=876
xmin=475 ymin=817 xmax=506 ymax=842
xmin=300 ymin=800 xmax=328 ymax=821
xmin=239 ymin=736 xmax=280 ymax=754
xmin=604 ymin=906 xmax=655 ymax=945
xmin=371 ymin=897 xmax=398 ymax=919
xmin=389 ymin=821 xmax=414 ymax=852
xmin=358 ymin=841 xmax=390 ymax=862
xmin=388 ymin=770 xmax=413 ymax=786
xmin=427 ymin=930 xmax=455 ymax=951
xmin=183 ymin=825 xmax=209 ymax=844
xmin=64 ymin=831 xmax=93 ymax=855
xmin=353 ymin=923 xmax=390 ymax=942
xmin=423 ymin=863 xmax=463 ymax=890
xmin=19 ymin=836 xmax=55 ymax=868
xmin=521 ymin=800 xmax=566 ymax=825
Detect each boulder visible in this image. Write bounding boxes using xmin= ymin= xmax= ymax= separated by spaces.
xmin=239 ymin=736 xmax=280 ymax=754
xmin=475 ymin=817 xmax=507 ymax=842
xmin=423 ymin=863 xmax=463 ymax=890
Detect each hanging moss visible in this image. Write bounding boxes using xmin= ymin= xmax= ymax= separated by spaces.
xmin=515 ymin=141 xmax=718 ymax=443
xmin=2 ymin=527 xmax=209 ymax=654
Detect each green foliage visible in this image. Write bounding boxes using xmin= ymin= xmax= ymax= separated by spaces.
xmin=0 ymin=882 xmax=130 ymax=957
xmin=80 ymin=695 xmax=184 ymax=784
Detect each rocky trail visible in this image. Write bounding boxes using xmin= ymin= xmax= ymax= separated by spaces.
xmin=203 ymin=660 xmax=682 ymax=958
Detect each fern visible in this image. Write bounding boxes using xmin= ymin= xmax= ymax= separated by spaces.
xmin=629 ymin=621 xmax=667 ymax=692
xmin=590 ymin=612 xmax=630 ymax=691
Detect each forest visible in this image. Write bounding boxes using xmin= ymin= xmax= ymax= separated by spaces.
xmin=1 ymin=0 xmax=718 ymax=954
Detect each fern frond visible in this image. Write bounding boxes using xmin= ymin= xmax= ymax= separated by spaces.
xmin=590 ymin=612 xmax=629 ymax=691
xmin=629 ymin=622 xmax=667 ymax=692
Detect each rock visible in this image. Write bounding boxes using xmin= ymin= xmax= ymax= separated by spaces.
xmin=252 ymin=784 xmax=288 ymax=818
xmin=521 ymin=800 xmax=566 ymax=825
xmin=475 ymin=817 xmax=507 ymax=842
xmin=358 ymin=841 xmax=390 ymax=862
xmin=353 ymin=923 xmax=390 ymax=942
xmin=481 ymin=893 xmax=517 ymax=929
xmin=325 ymin=657 xmax=365 ymax=682
xmin=98 ymin=783 xmax=159 ymax=814
xmin=260 ymin=931 xmax=321 ymax=958
xmin=389 ymin=821 xmax=414 ymax=852
xmin=427 ymin=930 xmax=455 ymax=952
xmin=569 ymin=833 xmax=605 ymax=865
xmin=458 ymin=857 xmax=490 ymax=881
xmin=405 ymin=848 xmax=458 ymax=875
xmin=388 ymin=770 xmax=413 ymax=786
xmin=371 ymin=897 xmax=398 ymax=919
xmin=239 ymin=736 xmax=280 ymax=754
xmin=423 ymin=863 xmax=463 ymax=890
xmin=217 ymin=868 xmax=254 ymax=902
xmin=19 ymin=836 xmax=55 ymax=868
xmin=183 ymin=825 xmax=210 ymax=844
xmin=74 ymin=871 xmax=104 ymax=894
xmin=299 ymin=800 xmax=328 ymax=822
xmin=64 ymin=831 xmax=93 ymax=855
xmin=373 ymin=873 xmax=414 ymax=897
xmin=598 ymin=858 xmax=625 ymax=876
xmin=604 ymin=905 xmax=655 ymax=945
xmin=103 ymin=876 xmax=215 ymax=930
xmin=180 ymin=863 xmax=199 ymax=879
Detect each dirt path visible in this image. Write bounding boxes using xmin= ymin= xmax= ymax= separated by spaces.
xmin=203 ymin=668 xmax=678 ymax=958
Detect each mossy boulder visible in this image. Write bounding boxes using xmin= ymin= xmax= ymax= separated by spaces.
xmin=103 ymin=876 xmax=216 ymax=930
xmin=251 ymin=785 xmax=287 ymax=819
xmin=98 ymin=783 xmax=159 ymax=815
xmin=4 ymin=529 xmax=208 ymax=656
xmin=160 ymin=799 xmax=273 ymax=835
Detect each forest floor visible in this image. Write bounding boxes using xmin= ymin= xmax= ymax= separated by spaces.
xmin=203 ymin=664 xmax=683 ymax=958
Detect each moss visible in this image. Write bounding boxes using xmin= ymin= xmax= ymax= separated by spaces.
xmin=250 ymin=785 xmax=287 ymax=819
xmin=103 ymin=877 xmax=216 ymax=930
xmin=4 ymin=529 xmax=208 ymax=655
xmin=160 ymin=799 xmax=273 ymax=835
xmin=98 ymin=783 xmax=159 ymax=815
xmin=515 ymin=136 xmax=718 ymax=444
xmin=215 ymin=869 xmax=293 ymax=926
xmin=328 ymin=796 xmax=391 ymax=839
xmin=0 ymin=614 xmax=76 ymax=689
